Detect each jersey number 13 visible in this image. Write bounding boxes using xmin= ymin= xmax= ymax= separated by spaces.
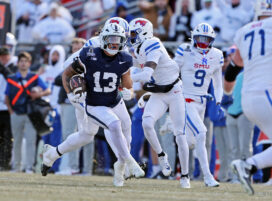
xmin=93 ymin=72 xmax=117 ymax=93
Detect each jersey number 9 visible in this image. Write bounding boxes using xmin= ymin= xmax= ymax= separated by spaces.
xmin=193 ymin=70 xmax=206 ymax=87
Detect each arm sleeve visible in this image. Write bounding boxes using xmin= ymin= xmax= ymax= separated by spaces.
xmin=63 ymin=50 xmax=81 ymax=69
xmin=37 ymin=77 xmax=48 ymax=90
xmin=212 ymin=67 xmax=223 ymax=103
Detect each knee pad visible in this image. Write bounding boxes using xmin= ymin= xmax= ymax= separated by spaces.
xmin=78 ymin=130 xmax=94 ymax=145
xmin=142 ymin=116 xmax=155 ymax=132
xmin=195 ymin=132 xmax=206 ymax=145
xmin=108 ymin=120 xmax=122 ymax=134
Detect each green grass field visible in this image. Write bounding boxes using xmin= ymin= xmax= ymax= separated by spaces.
xmin=0 ymin=172 xmax=271 ymax=201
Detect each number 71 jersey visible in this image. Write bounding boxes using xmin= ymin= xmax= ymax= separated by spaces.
xmin=174 ymin=43 xmax=223 ymax=98
xmin=79 ymin=46 xmax=132 ymax=107
xmin=234 ymin=17 xmax=272 ymax=93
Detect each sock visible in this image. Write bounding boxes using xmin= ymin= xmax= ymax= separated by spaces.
xmin=176 ymin=135 xmax=189 ymax=175
xmin=195 ymin=132 xmax=212 ymax=177
xmin=58 ymin=131 xmax=94 ymax=154
xmin=142 ymin=117 xmax=163 ymax=154
xmin=108 ymin=121 xmax=131 ymax=161
xmin=247 ymin=146 xmax=272 ymax=169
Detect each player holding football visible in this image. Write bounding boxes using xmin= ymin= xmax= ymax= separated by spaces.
xmin=225 ymin=0 xmax=272 ymax=195
xmin=62 ymin=17 xmax=133 ymax=163
xmin=41 ymin=23 xmax=144 ymax=187
xmin=174 ymin=23 xmax=223 ymax=187
xmin=129 ymin=18 xmax=190 ymax=188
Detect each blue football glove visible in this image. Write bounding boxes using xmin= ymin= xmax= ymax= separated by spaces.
xmin=215 ymin=104 xmax=225 ymax=121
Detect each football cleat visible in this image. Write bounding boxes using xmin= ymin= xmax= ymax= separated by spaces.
xmin=126 ymin=156 xmax=145 ymax=178
xmin=41 ymin=144 xmax=60 ymax=176
xmin=125 ymin=162 xmax=147 ymax=180
xmin=231 ymin=159 xmax=254 ymax=195
xmin=204 ymin=175 xmax=220 ymax=187
xmin=113 ymin=161 xmax=125 ymax=187
xmin=180 ymin=176 xmax=191 ymax=188
xmin=158 ymin=154 xmax=172 ymax=177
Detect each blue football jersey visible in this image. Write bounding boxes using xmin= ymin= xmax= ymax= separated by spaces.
xmin=79 ymin=47 xmax=132 ymax=107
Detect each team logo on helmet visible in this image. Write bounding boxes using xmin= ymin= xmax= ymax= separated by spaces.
xmin=135 ymin=20 xmax=147 ymax=26
xmin=110 ymin=19 xmax=120 ymax=24
xmin=201 ymin=24 xmax=209 ymax=33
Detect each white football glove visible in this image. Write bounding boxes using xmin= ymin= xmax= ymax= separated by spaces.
xmin=67 ymin=92 xmax=86 ymax=104
xmin=121 ymin=88 xmax=133 ymax=101
xmin=138 ymin=92 xmax=152 ymax=108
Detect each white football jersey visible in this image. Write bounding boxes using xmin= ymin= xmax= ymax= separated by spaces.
xmin=63 ymin=36 xmax=100 ymax=69
xmin=174 ymin=43 xmax=223 ymax=103
xmin=133 ymin=37 xmax=179 ymax=85
xmin=234 ymin=17 xmax=272 ymax=93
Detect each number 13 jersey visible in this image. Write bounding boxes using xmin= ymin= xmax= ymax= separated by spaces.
xmin=79 ymin=46 xmax=132 ymax=107
xmin=174 ymin=43 xmax=223 ymax=103
xmin=234 ymin=17 xmax=272 ymax=93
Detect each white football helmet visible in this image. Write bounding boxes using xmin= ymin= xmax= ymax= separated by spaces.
xmin=129 ymin=18 xmax=153 ymax=48
xmin=105 ymin=17 xmax=130 ymax=37
xmin=255 ymin=0 xmax=272 ymax=20
xmin=5 ymin=32 xmax=17 ymax=56
xmin=191 ymin=23 xmax=216 ymax=52
xmin=100 ymin=23 xmax=126 ymax=56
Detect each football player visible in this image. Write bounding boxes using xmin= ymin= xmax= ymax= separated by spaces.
xmin=62 ymin=17 xmax=132 ymax=161
xmin=129 ymin=18 xmax=190 ymax=188
xmin=225 ymin=0 xmax=272 ymax=195
xmin=41 ymin=24 xmax=145 ymax=187
xmin=174 ymin=23 xmax=223 ymax=187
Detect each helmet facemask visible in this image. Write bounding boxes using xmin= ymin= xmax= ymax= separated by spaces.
xmin=193 ymin=35 xmax=215 ymax=52
xmin=102 ymin=35 xmax=126 ymax=55
xmin=129 ymin=28 xmax=142 ymax=48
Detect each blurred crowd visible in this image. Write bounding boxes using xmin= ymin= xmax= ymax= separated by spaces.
xmin=0 ymin=0 xmax=271 ymax=185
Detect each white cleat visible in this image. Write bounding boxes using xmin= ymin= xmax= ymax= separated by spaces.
xmin=41 ymin=144 xmax=60 ymax=176
xmin=126 ymin=156 xmax=145 ymax=178
xmin=231 ymin=159 xmax=254 ymax=195
xmin=113 ymin=161 xmax=125 ymax=187
xmin=158 ymin=153 xmax=172 ymax=177
xmin=180 ymin=177 xmax=191 ymax=188
xmin=204 ymin=175 xmax=220 ymax=187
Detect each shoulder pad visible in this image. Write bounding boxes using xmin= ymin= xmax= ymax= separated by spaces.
xmin=84 ymin=36 xmax=100 ymax=48
xmin=142 ymin=38 xmax=161 ymax=55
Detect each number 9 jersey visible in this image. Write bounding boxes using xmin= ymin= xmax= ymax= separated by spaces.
xmin=79 ymin=46 xmax=132 ymax=107
xmin=234 ymin=17 xmax=272 ymax=93
xmin=174 ymin=43 xmax=223 ymax=103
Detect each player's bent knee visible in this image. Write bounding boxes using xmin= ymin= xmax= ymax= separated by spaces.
xmin=108 ymin=120 xmax=122 ymax=134
xmin=195 ymin=132 xmax=206 ymax=143
xmin=142 ymin=116 xmax=155 ymax=132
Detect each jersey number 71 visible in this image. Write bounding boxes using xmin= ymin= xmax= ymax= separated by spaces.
xmin=244 ymin=29 xmax=265 ymax=60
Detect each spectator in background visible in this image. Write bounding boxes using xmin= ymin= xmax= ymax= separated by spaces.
xmin=168 ymin=0 xmax=192 ymax=42
xmin=112 ymin=0 xmax=134 ymax=23
xmin=102 ymin=0 xmax=116 ymax=11
xmin=215 ymin=0 xmax=252 ymax=43
xmin=0 ymin=47 xmax=17 ymax=78
xmin=39 ymin=45 xmax=65 ymax=173
xmin=190 ymin=0 xmax=221 ymax=30
xmin=16 ymin=0 xmax=49 ymax=43
xmin=83 ymin=0 xmax=104 ymax=20
xmin=5 ymin=52 xmax=50 ymax=172
xmin=32 ymin=2 xmax=75 ymax=44
xmin=54 ymin=0 xmax=73 ymax=24
xmin=226 ymin=72 xmax=254 ymax=183
xmin=139 ymin=0 xmax=173 ymax=41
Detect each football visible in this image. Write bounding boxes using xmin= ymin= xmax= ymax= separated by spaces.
xmin=69 ymin=75 xmax=86 ymax=96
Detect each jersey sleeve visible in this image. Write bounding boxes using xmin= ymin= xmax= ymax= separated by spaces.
xmin=233 ymin=27 xmax=243 ymax=48
xmin=79 ymin=46 xmax=89 ymax=65
xmin=121 ymin=53 xmax=133 ymax=75
xmin=174 ymin=44 xmax=186 ymax=69
xmin=144 ymin=39 xmax=162 ymax=64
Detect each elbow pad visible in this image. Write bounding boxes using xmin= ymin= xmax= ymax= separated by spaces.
xmin=131 ymin=67 xmax=154 ymax=82
xmin=71 ymin=57 xmax=86 ymax=74
xmin=224 ymin=61 xmax=242 ymax=82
